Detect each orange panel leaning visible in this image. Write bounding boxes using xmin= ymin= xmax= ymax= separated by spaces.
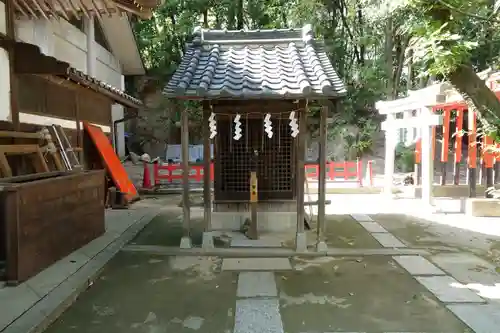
xmin=83 ymin=122 xmax=139 ymax=203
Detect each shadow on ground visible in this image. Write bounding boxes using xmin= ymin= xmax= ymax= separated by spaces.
xmin=291 ymin=215 xmax=382 ymax=249
xmin=45 ymin=252 xmax=237 ymax=333
xmin=372 ymin=213 xmax=500 ymax=265
xmin=278 ymin=256 xmax=468 ymax=333
xmin=131 ymin=210 xmax=207 ymax=248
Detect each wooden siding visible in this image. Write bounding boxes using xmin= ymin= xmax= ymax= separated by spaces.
xmin=17 ymin=74 xmax=112 ymax=127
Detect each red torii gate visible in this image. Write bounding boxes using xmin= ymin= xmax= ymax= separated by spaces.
xmin=414 ymin=90 xmax=500 ymax=197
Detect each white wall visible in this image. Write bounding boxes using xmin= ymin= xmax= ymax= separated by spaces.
xmin=0 ymin=1 xmax=10 ymax=124
xmin=14 ymin=17 xmax=126 ymax=156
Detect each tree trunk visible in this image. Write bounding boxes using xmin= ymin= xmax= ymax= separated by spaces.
xmin=384 ymin=16 xmax=394 ymax=99
xmin=392 ymin=35 xmax=410 ymax=98
xmin=203 ymin=10 xmax=208 ymax=28
xmin=236 ymin=0 xmax=244 ymax=29
xmin=447 ymin=63 xmax=500 ymax=126
xmin=407 ymin=48 xmax=414 ymax=91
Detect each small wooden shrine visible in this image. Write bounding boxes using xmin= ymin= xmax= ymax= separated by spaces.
xmin=164 ymin=25 xmax=346 ymax=250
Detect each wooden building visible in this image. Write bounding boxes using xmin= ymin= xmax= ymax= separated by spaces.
xmin=164 ymin=25 xmax=346 ymax=251
xmin=0 ymin=0 xmax=158 ymax=284
xmin=0 ymin=0 xmax=159 ymax=157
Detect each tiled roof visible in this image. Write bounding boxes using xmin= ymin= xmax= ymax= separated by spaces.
xmin=1 ymin=38 xmax=142 ymax=108
xmin=164 ymin=25 xmax=347 ymax=100
xmin=67 ymin=68 xmax=143 ymax=108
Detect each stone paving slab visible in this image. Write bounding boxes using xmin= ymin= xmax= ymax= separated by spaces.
xmin=358 ymin=221 xmax=388 ymax=233
xmin=393 ymin=256 xmax=446 ymax=276
xmin=25 ymin=252 xmax=91 ymax=297
xmin=431 ymin=253 xmax=500 ymax=285
xmin=222 ymin=258 xmax=292 ymax=271
xmin=447 ymin=303 xmax=500 ymax=333
xmin=0 ymin=284 xmax=40 ymax=331
xmin=350 ymin=214 xmax=373 ymax=221
xmin=371 ymin=233 xmax=406 ymax=248
xmin=231 ymin=239 xmax=283 ymax=248
xmin=416 ymin=276 xmax=485 ymax=303
xmin=234 ymin=299 xmax=284 ymax=333
xmin=237 ymin=272 xmax=278 ymax=298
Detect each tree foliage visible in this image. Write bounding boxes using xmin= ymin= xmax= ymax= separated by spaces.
xmin=133 ymin=0 xmax=500 ymax=148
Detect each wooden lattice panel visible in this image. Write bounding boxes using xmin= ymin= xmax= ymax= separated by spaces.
xmin=214 ymin=113 xmax=295 ymax=202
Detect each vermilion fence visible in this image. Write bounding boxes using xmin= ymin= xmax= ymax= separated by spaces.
xmin=414 ymin=105 xmax=500 ymax=186
xmin=153 ymin=159 xmax=374 ymax=186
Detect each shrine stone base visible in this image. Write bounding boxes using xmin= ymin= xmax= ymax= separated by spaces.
xmin=412 ymin=185 xmax=495 ymax=198
xmin=465 ymin=198 xmax=500 ymax=217
xmin=211 ymin=212 xmax=296 ymax=232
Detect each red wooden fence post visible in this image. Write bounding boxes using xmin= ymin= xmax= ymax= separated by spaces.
xmin=153 ymin=162 xmax=159 ymax=185
xmin=328 ymin=162 xmax=335 ymax=180
xmin=367 ymin=160 xmax=374 ymax=186
xmin=357 ymin=159 xmax=363 ymax=186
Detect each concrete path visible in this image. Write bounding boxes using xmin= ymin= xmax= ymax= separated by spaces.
xmin=4 ymin=192 xmax=500 ymax=333
xmin=0 ymin=196 xmax=171 ymax=333
xmin=33 ymin=204 xmax=500 ymax=333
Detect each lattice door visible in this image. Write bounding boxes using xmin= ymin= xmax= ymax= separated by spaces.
xmin=214 ymin=114 xmax=296 ymax=201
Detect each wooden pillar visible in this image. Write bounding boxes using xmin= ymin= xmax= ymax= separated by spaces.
xmin=202 ymin=101 xmax=212 ymax=231
xmin=84 ymin=16 xmax=96 ymax=77
xmin=180 ymin=105 xmax=191 ymax=248
xmin=295 ymin=101 xmax=307 ymax=251
xmin=316 ymin=103 xmax=328 ymax=251
xmin=453 ymin=108 xmax=464 ymax=185
xmin=383 ymin=113 xmax=397 ymax=197
xmin=467 ymin=110 xmax=477 ymax=198
xmin=484 ymin=136 xmax=495 ymax=198
xmin=495 ymin=159 xmax=500 ymax=184
xmin=420 ymin=107 xmax=434 ymax=208
xmin=440 ymin=108 xmax=451 ymax=185
xmin=75 ymin=93 xmax=83 ymax=162
xmin=6 ymin=0 xmax=19 ymax=130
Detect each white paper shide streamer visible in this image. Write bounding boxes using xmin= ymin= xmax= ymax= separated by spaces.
xmin=233 ymin=114 xmax=242 ymax=140
xmin=289 ymin=111 xmax=299 ymax=137
xmin=209 ymin=112 xmax=217 ymax=139
xmin=264 ymin=113 xmax=273 ymax=138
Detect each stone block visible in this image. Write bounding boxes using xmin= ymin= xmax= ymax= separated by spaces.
xmin=465 ymin=198 xmax=500 ymax=217
xmin=371 ymin=233 xmax=406 ymax=248
xmin=222 ymin=258 xmax=292 ymax=271
xmin=358 ymin=221 xmax=387 ymax=233
xmin=392 ymin=255 xmax=445 ymax=276
xmin=231 ymin=239 xmax=282 ymax=248
xmin=237 ymin=272 xmax=277 ymax=298
xmin=351 ymin=214 xmax=373 ymax=222
xmin=211 ymin=212 xmax=296 ymax=232
xmin=234 ymin=299 xmax=283 ymax=333
xmin=416 ymin=276 xmax=485 ymax=303
xmin=447 ymin=303 xmax=500 ymax=333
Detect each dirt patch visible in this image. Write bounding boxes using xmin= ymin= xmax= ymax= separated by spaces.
xmin=284 ymin=215 xmax=381 ymax=249
xmin=45 ymin=252 xmax=236 ymax=333
xmin=277 ymin=256 xmax=468 ymax=333
xmin=321 ymin=215 xmax=382 ymax=248
xmin=131 ymin=211 xmax=208 ymax=248
xmin=372 ymin=214 xmax=463 ymax=250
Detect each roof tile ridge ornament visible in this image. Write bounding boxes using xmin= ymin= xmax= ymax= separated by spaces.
xmin=197 ymin=44 xmax=220 ymax=96
xmin=288 ymin=41 xmax=312 ymax=95
xmin=302 ymin=23 xmax=332 ymax=95
xmin=175 ymin=48 xmax=202 ymax=94
xmin=192 ymin=26 xmax=203 ymax=46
